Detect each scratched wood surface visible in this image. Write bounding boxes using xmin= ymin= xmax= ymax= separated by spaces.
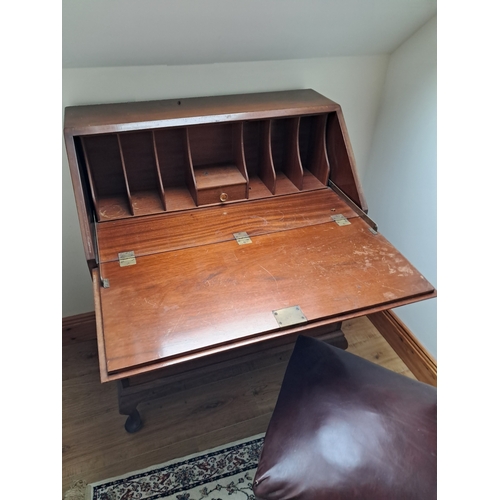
xmin=98 ymin=214 xmax=435 ymax=376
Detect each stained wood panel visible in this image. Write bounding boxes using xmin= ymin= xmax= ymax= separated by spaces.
xmin=327 ymin=110 xmax=367 ymax=211
xmin=98 ymin=217 xmax=435 ymax=376
xmin=299 ymin=114 xmax=330 ymax=185
xmin=64 ymin=89 xmax=340 ymax=135
xmin=97 ymin=189 xmax=357 ymax=262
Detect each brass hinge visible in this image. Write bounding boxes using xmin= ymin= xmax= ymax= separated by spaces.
xmin=331 ymin=214 xmax=351 ymax=226
xmin=328 ymin=180 xmax=378 ymax=234
xmin=233 ymin=232 xmax=252 ymax=245
xmin=118 ymin=251 xmax=137 ymax=267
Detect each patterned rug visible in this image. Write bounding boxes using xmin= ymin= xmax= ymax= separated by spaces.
xmin=64 ymin=434 xmax=264 ymax=500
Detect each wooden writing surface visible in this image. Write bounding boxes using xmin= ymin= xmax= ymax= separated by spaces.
xmin=96 ymin=200 xmax=435 ymax=377
xmin=97 ymin=190 xmax=357 ymax=262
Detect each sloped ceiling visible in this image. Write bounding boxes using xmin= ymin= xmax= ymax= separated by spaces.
xmin=63 ymin=0 xmax=436 ymax=69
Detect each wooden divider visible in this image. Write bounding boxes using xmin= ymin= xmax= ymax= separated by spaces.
xmin=259 ymin=120 xmax=276 ymax=194
xmin=284 ymin=117 xmax=304 ymax=190
xmin=78 ymin=114 xmax=337 ymax=220
xmin=305 ymin=114 xmax=330 ymax=185
xmin=116 ymin=134 xmax=135 ymax=215
xmin=184 ymin=128 xmax=198 ymax=206
xmin=80 ymin=135 xmax=133 ymax=220
xmin=80 ymin=137 xmax=99 ymax=214
xmin=232 ymin=122 xmax=250 ymax=199
xmin=154 ymin=127 xmax=197 ymax=212
xmin=151 ymin=130 xmax=167 ymax=211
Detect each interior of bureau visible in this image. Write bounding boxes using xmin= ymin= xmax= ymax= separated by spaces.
xmin=75 ymin=113 xmax=335 ymax=221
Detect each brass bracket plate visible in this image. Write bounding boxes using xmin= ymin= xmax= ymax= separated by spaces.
xmin=272 ymin=306 xmax=308 ymax=328
xmin=233 ymin=232 xmax=252 ymax=245
xmin=102 ymin=278 xmax=110 ymax=288
xmin=118 ymin=251 xmax=137 ymax=267
xmin=331 ymin=214 xmax=351 ymax=226
xmin=328 ymin=180 xmax=378 ymax=233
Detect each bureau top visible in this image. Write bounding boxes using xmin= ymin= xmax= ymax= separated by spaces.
xmin=64 ymin=89 xmax=340 ymax=136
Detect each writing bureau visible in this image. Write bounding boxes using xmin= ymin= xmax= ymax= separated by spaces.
xmin=64 ymin=89 xmax=436 ymax=432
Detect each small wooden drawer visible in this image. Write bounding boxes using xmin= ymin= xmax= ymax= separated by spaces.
xmin=194 ymin=164 xmax=248 ymax=205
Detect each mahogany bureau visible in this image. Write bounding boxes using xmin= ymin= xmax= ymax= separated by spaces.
xmin=64 ymin=89 xmax=436 ymax=432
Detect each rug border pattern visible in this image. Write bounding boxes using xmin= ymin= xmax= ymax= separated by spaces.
xmin=90 ymin=435 xmax=264 ymax=500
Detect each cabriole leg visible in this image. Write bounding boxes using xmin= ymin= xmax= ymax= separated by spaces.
xmin=117 ymin=379 xmax=144 ymax=433
xmin=124 ymin=408 xmax=143 ymax=433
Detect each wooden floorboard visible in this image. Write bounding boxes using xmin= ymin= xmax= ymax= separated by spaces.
xmin=62 ymin=316 xmax=415 ymax=497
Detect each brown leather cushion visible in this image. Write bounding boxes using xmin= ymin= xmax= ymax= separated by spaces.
xmin=253 ymin=335 xmax=437 ymax=500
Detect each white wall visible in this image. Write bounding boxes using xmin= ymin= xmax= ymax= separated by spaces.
xmin=62 ymin=55 xmax=389 ymax=317
xmin=362 ymin=17 xmax=437 ymax=357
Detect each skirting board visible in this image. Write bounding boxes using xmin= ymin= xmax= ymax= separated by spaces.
xmin=62 ymin=310 xmax=437 ymax=386
xmin=62 ymin=311 xmax=98 ymax=346
xmin=367 ymin=310 xmax=437 ymax=387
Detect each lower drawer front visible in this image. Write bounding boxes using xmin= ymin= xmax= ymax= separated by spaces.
xmin=197 ymin=182 xmax=247 ymax=205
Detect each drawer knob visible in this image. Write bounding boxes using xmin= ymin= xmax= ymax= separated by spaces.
xmin=220 ymin=192 xmax=229 ymax=202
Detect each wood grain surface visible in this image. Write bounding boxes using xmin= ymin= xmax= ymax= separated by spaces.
xmin=368 ymin=310 xmax=437 ymax=386
xmin=98 ymin=215 xmax=435 ymax=376
xmin=64 ymin=89 xmax=339 ymax=135
xmin=97 ymin=190 xmax=356 ymax=262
